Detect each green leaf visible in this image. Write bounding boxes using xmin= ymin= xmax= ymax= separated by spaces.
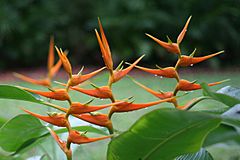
xmin=0 ymin=85 xmax=44 ymax=103
xmin=201 ymin=83 xmax=240 ymax=108
xmin=108 ymin=109 xmax=221 ymax=160
xmin=176 ymin=148 xmax=213 ymax=160
xmin=204 ymin=124 xmax=240 ymax=146
xmin=0 ymin=114 xmax=48 ymax=152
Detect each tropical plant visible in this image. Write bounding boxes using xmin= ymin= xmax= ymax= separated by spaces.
xmin=0 ymin=16 xmax=240 ymax=160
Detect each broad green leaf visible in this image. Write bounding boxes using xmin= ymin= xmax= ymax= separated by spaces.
xmin=201 ymin=83 xmax=240 ymax=108
xmin=0 ymin=114 xmax=48 ymax=152
xmin=204 ymin=124 xmax=240 ymax=146
xmin=0 ymin=85 xmax=44 ymax=103
xmin=176 ymin=148 xmax=213 ymax=160
xmin=108 ymin=109 xmax=221 ymax=160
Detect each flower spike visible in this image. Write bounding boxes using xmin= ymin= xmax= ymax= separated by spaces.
xmin=55 ymin=46 xmax=72 ymax=78
xmin=68 ymin=130 xmax=112 ymax=144
xmin=20 ymin=87 xmax=70 ymax=101
xmin=67 ymin=67 xmax=106 ymax=87
xmin=176 ymin=79 xmax=229 ymax=91
xmin=47 ymin=128 xmax=72 ymax=159
xmin=95 ymin=18 xmax=113 ymax=71
xmin=177 ymin=50 xmax=224 ymax=67
xmin=22 ymin=108 xmax=69 ymax=127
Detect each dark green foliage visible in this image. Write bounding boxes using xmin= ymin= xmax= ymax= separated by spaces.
xmin=0 ymin=0 xmax=239 ymax=69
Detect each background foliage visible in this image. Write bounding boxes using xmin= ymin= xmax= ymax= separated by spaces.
xmin=0 ymin=0 xmax=239 ymax=69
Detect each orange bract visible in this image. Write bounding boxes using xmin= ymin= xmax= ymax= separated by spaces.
xmin=47 ymin=128 xmax=72 ymax=159
xmin=14 ymin=36 xmax=62 ymax=87
xmin=70 ymin=85 xmax=113 ymax=100
xmin=21 ymin=87 xmax=70 ymax=101
xmin=146 ymin=33 xmax=180 ymax=54
xmin=69 ymin=101 xmax=125 ymax=114
xmin=14 ymin=73 xmax=50 ymax=87
xmin=95 ymin=18 xmax=113 ymax=71
xmin=67 ymin=67 xmax=106 ymax=87
xmin=109 ymin=97 xmax=174 ymax=118
xmin=75 ymin=113 xmax=112 ymax=129
xmin=176 ymin=79 xmax=228 ymax=91
xmin=55 ymin=47 xmax=72 ymax=78
xmin=146 ymin=16 xmax=192 ymax=55
xmin=68 ymin=130 xmax=112 ymax=144
xmin=178 ymin=50 xmax=224 ymax=67
xmin=132 ymin=65 xmax=178 ymax=79
xmin=23 ymin=109 xmax=69 ymax=127
xmin=110 ymin=55 xmax=144 ymax=84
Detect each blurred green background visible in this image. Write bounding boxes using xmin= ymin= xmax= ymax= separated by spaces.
xmin=0 ymin=0 xmax=239 ymax=70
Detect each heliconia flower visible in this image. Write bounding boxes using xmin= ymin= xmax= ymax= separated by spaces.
xmin=67 ymin=66 xmax=106 ymax=87
xmin=74 ymin=113 xmax=113 ymax=130
xmin=47 ymin=127 xmax=72 ymax=159
xmin=109 ymin=55 xmax=144 ymax=84
xmin=69 ymin=100 xmax=126 ymax=114
xmin=176 ymin=79 xmax=228 ymax=91
xmin=70 ymin=85 xmax=114 ymax=101
xmin=22 ymin=108 xmax=69 ymax=127
xmin=177 ymin=50 xmax=224 ymax=67
xmin=95 ymin=18 xmax=113 ymax=71
xmin=13 ymin=73 xmax=50 ymax=87
xmin=67 ymin=130 xmax=112 ymax=144
xmin=55 ymin=46 xmax=72 ymax=78
xmin=146 ymin=16 xmax=192 ymax=55
xmin=21 ymin=87 xmax=70 ymax=101
xmin=128 ymin=64 xmax=178 ymax=79
xmin=109 ymin=97 xmax=174 ymax=118
xmin=175 ymin=97 xmax=210 ymax=110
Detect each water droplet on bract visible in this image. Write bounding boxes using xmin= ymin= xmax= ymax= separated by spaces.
xmin=185 ymin=91 xmax=188 ymax=94
xmin=190 ymin=64 xmax=193 ymax=66
xmin=100 ymin=98 xmax=104 ymax=101
xmin=160 ymin=76 xmax=163 ymax=79
xmin=154 ymin=74 xmax=158 ymax=77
